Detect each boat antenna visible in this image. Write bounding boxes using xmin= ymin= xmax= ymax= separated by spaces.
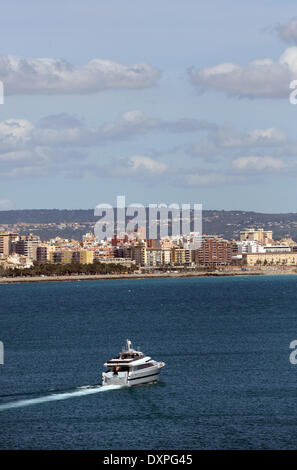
xmin=126 ymin=339 xmax=132 ymax=351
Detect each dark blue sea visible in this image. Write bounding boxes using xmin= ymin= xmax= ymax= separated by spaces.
xmin=1 ymin=275 xmax=297 ymax=449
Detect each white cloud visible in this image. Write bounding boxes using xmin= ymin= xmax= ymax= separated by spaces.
xmin=0 ymin=55 xmax=160 ymax=94
xmin=0 ymin=112 xmax=292 ymax=186
xmin=0 ymin=111 xmax=216 ymax=181
xmin=120 ymin=110 xmax=146 ymax=123
xmin=160 ymin=118 xmax=217 ymax=133
xmin=214 ymin=127 xmax=286 ymax=148
xmin=186 ymin=172 xmax=232 ymax=186
xmin=246 ymin=128 xmax=286 ymax=145
xmin=0 ymin=199 xmax=13 ymax=210
xmin=107 ymin=155 xmax=168 ymax=179
xmin=232 ymin=156 xmax=285 ymax=171
xmin=277 ymin=18 xmax=297 ymax=43
xmin=0 ymin=145 xmax=52 ymax=179
xmin=38 ymin=113 xmax=83 ymax=129
xmin=0 ymin=112 xmax=215 ymax=154
xmin=99 ymin=111 xmax=215 ymax=140
xmin=188 ymin=47 xmax=297 ymax=98
xmin=0 ymin=119 xmax=34 ymax=141
xmin=99 ymin=110 xmax=158 ymax=140
xmin=0 ymin=119 xmax=36 ymax=154
xmin=129 ymin=155 xmax=167 ymax=174
xmin=184 ymin=155 xmax=287 ymax=188
xmin=191 ymin=126 xmax=287 ymax=158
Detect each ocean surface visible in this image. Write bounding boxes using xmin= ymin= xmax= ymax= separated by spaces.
xmin=1 ymin=275 xmax=297 ymax=449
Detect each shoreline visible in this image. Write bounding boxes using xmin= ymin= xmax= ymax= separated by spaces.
xmin=0 ymin=269 xmax=296 ymax=284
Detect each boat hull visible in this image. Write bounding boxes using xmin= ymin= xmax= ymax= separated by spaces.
xmin=127 ymin=368 xmax=161 ymax=386
xmin=102 ymin=364 xmax=163 ymax=387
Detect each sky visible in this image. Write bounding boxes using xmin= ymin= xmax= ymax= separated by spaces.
xmin=1 ymin=1 xmax=297 ymax=212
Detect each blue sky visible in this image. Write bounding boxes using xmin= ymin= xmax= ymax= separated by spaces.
xmin=1 ymin=1 xmax=297 ymax=212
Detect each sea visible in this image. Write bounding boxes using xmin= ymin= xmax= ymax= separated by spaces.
xmin=1 ymin=275 xmax=297 ymax=450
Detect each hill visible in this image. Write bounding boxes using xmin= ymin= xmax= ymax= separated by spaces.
xmin=1 ymin=209 xmax=297 ymax=241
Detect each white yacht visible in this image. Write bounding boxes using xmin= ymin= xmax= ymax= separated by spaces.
xmin=102 ymin=339 xmax=165 ymax=387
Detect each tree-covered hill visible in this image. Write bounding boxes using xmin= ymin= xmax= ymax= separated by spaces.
xmin=1 ymin=209 xmax=297 ymax=241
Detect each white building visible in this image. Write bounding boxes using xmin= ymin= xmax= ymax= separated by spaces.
xmin=236 ymin=240 xmax=266 ymax=254
xmin=264 ymin=245 xmax=291 ymax=253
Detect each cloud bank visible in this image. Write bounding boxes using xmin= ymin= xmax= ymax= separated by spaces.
xmin=0 ymin=112 xmax=295 ymax=188
xmin=277 ymin=18 xmax=297 ymax=44
xmin=0 ymin=55 xmax=160 ymax=94
xmin=0 ymin=111 xmax=211 ymax=180
xmin=188 ymin=47 xmax=297 ymax=98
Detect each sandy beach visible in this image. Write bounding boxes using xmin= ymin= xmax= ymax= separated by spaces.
xmin=0 ymin=269 xmax=293 ymax=284
xmin=1 ymin=267 xmax=297 ymax=285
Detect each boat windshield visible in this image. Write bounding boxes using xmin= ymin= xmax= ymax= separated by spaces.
xmin=120 ymin=352 xmax=142 ymax=359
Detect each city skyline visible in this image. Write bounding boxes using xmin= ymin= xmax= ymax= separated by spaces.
xmin=1 ymin=2 xmax=297 ymax=212
xmin=2 ymin=226 xmax=297 ymax=275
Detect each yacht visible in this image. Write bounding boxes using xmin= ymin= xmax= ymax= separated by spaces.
xmin=102 ymin=339 xmax=165 ymax=387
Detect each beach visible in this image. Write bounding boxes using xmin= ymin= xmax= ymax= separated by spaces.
xmin=1 ymin=269 xmax=295 ymax=284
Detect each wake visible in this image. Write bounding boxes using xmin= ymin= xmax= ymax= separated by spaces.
xmin=0 ymin=384 xmax=124 ymax=411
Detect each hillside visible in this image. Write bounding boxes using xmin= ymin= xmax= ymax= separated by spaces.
xmin=1 ymin=209 xmax=297 ymax=241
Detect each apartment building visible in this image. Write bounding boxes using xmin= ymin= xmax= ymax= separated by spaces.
xmin=0 ymin=232 xmax=18 ymax=256
xmin=36 ymin=246 xmax=48 ymax=263
xmin=131 ymin=244 xmax=147 ymax=266
xmin=243 ymin=252 xmax=297 ymax=266
xmin=11 ymin=234 xmax=41 ymax=261
xmin=172 ymin=247 xmax=186 ymax=265
xmin=162 ymin=248 xmax=172 ymax=265
xmin=240 ymin=228 xmax=273 ymax=245
xmin=93 ymin=246 xmax=114 ymax=260
xmin=48 ymin=249 xmax=94 ymax=264
xmin=195 ymin=236 xmax=232 ymax=267
xmin=113 ymin=246 xmax=132 ymax=260
xmin=146 ymin=248 xmax=162 ymax=267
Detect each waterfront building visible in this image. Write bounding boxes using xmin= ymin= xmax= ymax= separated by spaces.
xmin=195 ymin=236 xmax=232 ymax=267
xmin=111 ymin=234 xmax=129 ymax=246
xmin=100 ymin=258 xmax=136 ymax=267
xmin=160 ymin=238 xmax=174 ymax=249
xmin=172 ymin=247 xmax=186 ymax=265
xmin=146 ymin=239 xmax=160 ymax=249
xmin=240 ymin=228 xmax=273 ymax=245
xmin=49 ymin=251 xmax=62 ymax=263
xmin=146 ymin=248 xmax=163 ymax=267
xmin=79 ymin=249 xmax=94 ymax=264
xmin=3 ymin=254 xmax=33 ymax=269
xmin=131 ymin=244 xmax=147 ymax=266
xmin=48 ymin=249 xmax=94 ymax=264
xmin=36 ymin=246 xmax=48 ymax=263
xmin=185 ymin=249 xmax=195 ymax=266
xmin=93 ymin=246 xmax=114 ymax=260
xmin=60 ymin=250 xmax=74 ymax=264
xmin=278 ymin=237 xmax=297 ymax=247
xmin=264 ymin=245 xmax=291 ymax=253
xmin=236 ymin=240 xmax=266 ymax=254
xmin=162 ymin=248 xmax=172 ymax=265
xmin=113 ymin=246 xmax=132 ymax=260
xmin=0 ymin=232 xmax=18 ymax=256
xmin=244 ymin=252 xmax=297 ymax=266
xmin=11 ymin=234 xmax=41 ymax=261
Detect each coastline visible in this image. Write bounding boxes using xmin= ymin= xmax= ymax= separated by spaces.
xmin=0 ymin=269 xmax=296 ymax=284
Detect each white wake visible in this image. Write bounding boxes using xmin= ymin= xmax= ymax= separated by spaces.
xmin=0 ymin=384 xmax=124 ymax=411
